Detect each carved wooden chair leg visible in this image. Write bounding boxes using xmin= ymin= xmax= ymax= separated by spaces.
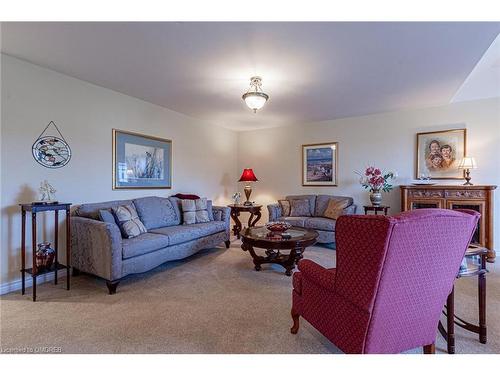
xmin=423 ymin=343 xmax=435 ymax=354
xmin=291 ymin=309 xmax=300 ymax=334
xmin=224 ymin=240 xmax=231 ymax=248
xmin=106 ymin=280 xmax=120 ymax=295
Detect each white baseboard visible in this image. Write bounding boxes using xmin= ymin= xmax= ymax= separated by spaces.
xmin=0 ymin=272 xmax=66 ymax=295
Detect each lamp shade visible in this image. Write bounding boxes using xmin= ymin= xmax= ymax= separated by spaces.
xmin=458 ymin=157 xmax=477 ymax=170
xmin=238 ymin=168 xmax=258 ymax=182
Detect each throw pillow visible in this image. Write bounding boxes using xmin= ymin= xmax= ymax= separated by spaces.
xmin=278 ymin=199 xmax=291 ymax=217
xmin=290 ymin=199 xmax=312 ymax=217
xmin=172 ymin=193 xmax=201 ymax=200
xmin=323 ymin=198 xmax=351 ymax=220
xmin=99 ymin=209 xmax=117 ymax=225
xmin=181 ymin=198 xmax=210 ymax=225
xmin=112 ymin=204 xmax=147 ymax=238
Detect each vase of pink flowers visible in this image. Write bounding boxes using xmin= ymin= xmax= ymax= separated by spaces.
xmin=355 ymin=167 xmax=396 ymax=206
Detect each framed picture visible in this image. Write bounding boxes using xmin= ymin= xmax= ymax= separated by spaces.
xmin=112 ymin=129 xmax=172 ymax=189
xmin=302 ymin=142 xmax=338 ymax=186
xmin=416 ymin=128 xmax=466 ymax=180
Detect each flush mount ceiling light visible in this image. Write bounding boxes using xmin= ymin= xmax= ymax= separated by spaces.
xmin=242 ymin=76 xmax=269 ymax=113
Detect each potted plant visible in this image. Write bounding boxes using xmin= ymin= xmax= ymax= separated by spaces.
xmin=355 ymin=167 xmax=396 ymax=206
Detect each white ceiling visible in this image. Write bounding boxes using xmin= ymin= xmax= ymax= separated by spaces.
xmin=2 ymin=22 xmax=499 ymax=131
xmin=452 ymin=33 xmax=500 ymax=103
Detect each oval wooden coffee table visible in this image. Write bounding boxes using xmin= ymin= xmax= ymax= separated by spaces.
xmin=240 ymin=226 xmax=318 ymax=276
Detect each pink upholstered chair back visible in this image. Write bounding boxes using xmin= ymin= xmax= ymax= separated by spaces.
xmin=334 ymin=208 xmax=479 ymax=353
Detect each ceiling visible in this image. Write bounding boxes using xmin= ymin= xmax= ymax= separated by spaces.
xmin=2 ymin=22 xmax=499 ymax=131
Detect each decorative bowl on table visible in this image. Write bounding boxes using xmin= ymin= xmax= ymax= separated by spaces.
xmin=265 ymin=221 xmax=292 ymax=234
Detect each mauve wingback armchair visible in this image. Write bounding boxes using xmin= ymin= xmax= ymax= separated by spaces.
xmin=290 ymin=208 xmax=480 ymax=354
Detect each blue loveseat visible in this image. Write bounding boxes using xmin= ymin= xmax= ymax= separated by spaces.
xmin=71 ymin=196 xmax=230 ymax=294
xmin=267 ymin=194 xmax=356 ymax=246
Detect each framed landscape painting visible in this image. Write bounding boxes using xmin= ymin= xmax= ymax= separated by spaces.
xmin=113 ymin=129 xmax=172 ymax=189
xmin=302 ymin=142 xmax=338 ymax=186
xmin=416 ymin=128 xmax=466 ymax=180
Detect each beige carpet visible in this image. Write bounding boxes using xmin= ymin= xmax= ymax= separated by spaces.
xmin=1 ymin=240 xmax=499 ymax=354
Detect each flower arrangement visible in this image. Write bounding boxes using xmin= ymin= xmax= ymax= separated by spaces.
xmin=355 ymin=167 xmax=396 ymax=193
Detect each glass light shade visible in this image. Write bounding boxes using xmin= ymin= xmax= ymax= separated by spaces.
xmin=458 ymin=157 xmax=477 ymax=169
xmin=242 ymin=92 xmax=268 ymax=112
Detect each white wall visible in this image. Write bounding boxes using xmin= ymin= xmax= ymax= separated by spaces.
xmin=237 ymin=98 xmax=500 ymax=242
xmin=1 ymin=55 xmax=238 ymax=288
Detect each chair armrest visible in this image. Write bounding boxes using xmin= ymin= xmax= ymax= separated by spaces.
xmin=298 ymin=259 xmax=336 ymax=292
xmin=343 ymin=204 xmax=357 ymax=215
xmin=267 ymin=203 xmax=282 ymax=221
xmin=71 ymin=216 xmax=123 ymax=281
xmin=212 ymin=206 xmax=231 ymax=239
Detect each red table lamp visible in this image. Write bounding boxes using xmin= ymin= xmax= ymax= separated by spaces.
xmin=238 ymin=168 xmax=258 ymax=206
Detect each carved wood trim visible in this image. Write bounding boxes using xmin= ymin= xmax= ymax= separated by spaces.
xmin=409 ymin=190 xmax=444 ymax=198
xmin=445 ymin=190 xmax=485 ymax=199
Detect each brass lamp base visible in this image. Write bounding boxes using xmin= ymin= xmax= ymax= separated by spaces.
xmin=463 ymin=169 xmax=473 ymax=186
xmin=243 ymin=185 xmax=253 ymax=206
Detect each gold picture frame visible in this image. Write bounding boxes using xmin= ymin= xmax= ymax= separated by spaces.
xmin=112 ymin=129 xmax=172 ymax=189
xmin=302 ymin=142 xmax=338 ymax=186
xmin=416 ymin=128 xmax=466 ymax=180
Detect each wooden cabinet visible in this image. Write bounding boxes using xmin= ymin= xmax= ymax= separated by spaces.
xmin=400 ymin=185 xmax=497 ymax=262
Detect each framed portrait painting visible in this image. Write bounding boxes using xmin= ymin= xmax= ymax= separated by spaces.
xmin=416 ymin=128 xmax=466 ymax=180
xmin=302 ymin=142 xmax=338 ymax=186
xmin=113 ymin=129 xmax=172 ymax=189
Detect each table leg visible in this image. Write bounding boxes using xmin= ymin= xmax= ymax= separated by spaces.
xmin=364 ymin=208 xmax=368 ymax=215
xmin=284 ymin=247 xmax=302 ymax=276
xmin=32 ymin=212 xmax=37 ymax=302
xmin=479 ymin=269 xmax=487 ymax=344
xmin=230 ymin=210 xmax=242 ymax=239
xmin=66 ymin=209 xmax=71 ymax=290
xmin=54 ymin=210 xmax=59 ymax=285
xmin=21 ymin=210 xmax=26 ymax=295
xmin=247 ymin=212 xmax=254 ymax=228
xmin=447 ymin=287 xmax=455 ymax=354
xmin=250 ymin=210 xmax=261 ymax=227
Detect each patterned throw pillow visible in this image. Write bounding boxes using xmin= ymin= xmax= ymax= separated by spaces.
xmin=181 ymin=198 xmax=210 ymax=225
xmin=278 ymin=199 xmax=291 ymax=217
xmin=112 ymin=204 xmax=147 ymax=238
xmin=323 ymin=198 xmax=351 ymax=220
xmin=290 ymin=199 xmax=312 ymax=217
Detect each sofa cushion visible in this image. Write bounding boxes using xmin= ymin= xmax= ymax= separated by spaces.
xmin=112 ymin=204 xmax=148 ymax=238
xmin=278 ymin=199 xmax=291 ymax=217
xmin=133 ymin=196 xmax=181 ymax=230
xmin=76 ymin=199 xmax=133 ymax=220
xmin=304 ymin=217 xmax=336 ymax=232
xmin=315 ymin=195 xmax=354 ymax=217
xmin=286 ymin=195 xmax=316 ymax=215
xmin=290 ymin=199 xmax=312 ymax=217
xmin=99 ymin=209 xmax=117 ymax=225
xmin=279 ymin=216 xmax=308 ymax=227
xmin=182 ymin=198 xmax=210 ymax=224
xmin=122 ymin=233 xmax=170 ymax=259
xmin=150 ymin=221 xmax=226 ymax=246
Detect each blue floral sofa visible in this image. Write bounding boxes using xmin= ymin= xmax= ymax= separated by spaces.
xmin=71 ymin=196 xmax=230 ymax=294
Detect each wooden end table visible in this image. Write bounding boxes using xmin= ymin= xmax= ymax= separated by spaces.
xmin=438 ymin=244 xmax=488 ymax=354
xmin=363 ymin=205 xmax=390 ymax=215
xmin=228 ymin=204 xmax=262 ymax=239
xmin=20 ymin=202 xmax=72 ymax=301
xmin=240 ymin=226 xmax=318 ymax=276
